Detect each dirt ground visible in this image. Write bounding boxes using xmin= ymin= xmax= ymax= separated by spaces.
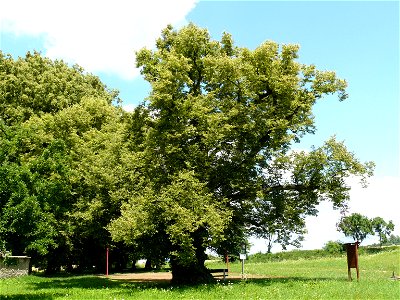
xmin=102 ymin=271 xmax=271 ymax=283
xmin=104 ymin=271 xmax=172 ymax=283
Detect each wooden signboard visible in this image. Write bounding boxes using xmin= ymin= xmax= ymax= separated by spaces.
xmin=345 ymin=242 xmax=360 ymax=281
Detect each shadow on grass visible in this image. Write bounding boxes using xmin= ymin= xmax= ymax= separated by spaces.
xmin=0 ymin=275 xmax=153 ymax=300
xmin=0 ymin=293 xmax=60 ymax=300
xmin=0 ymin=273 xmax=344 ymax=300
xmin=32 ymin=275 xmax=125 ymax=290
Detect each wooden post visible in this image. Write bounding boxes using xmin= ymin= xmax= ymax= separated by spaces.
xmin=106 ymin=247 xmax=109 ymax=276
xmin=224 ymin=250 xmax=229 ymax=282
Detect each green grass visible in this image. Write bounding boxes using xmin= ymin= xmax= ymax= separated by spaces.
xmin=1 ymin=248 xmax=399 ymax=299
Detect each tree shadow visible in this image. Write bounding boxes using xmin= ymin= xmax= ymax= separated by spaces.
xmin=31 ymin=275 xmax=128 ymax=290
xmin=0 ymin=275 xmax=153 ymax=300
xmin=1 ymin=273 xmax=347 ymax=299
xmin=0 ymin=293 xmax=61 ymax=300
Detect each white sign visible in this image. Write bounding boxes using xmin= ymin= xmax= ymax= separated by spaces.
xmin=239 ymin=254 xmax=246 ymax=260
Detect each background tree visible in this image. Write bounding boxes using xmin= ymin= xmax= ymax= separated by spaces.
xmin=0 ymin=52 xmax=124 ymax=273
xmin=371 ymin=217 xmax=395 ymax=247
xmin=250 ymin=193 xmax=306 ymax=253
xmin=337 ymin=213 xmax=373 ymax=243
xmin=249 ymin=138 xmax=373 ymax=252
xmin=109 ymin=23 xmax=374 ymax=284
xmin=0 ymin=51 xmax=118 ymax=126
xmin=385 ymin=235 xmax=400 ymax=245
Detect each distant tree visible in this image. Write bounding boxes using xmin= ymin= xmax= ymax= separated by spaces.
xmin=371 ymin=217 xmax=395 ymax=247
xmin=337 ymin=213 xmax=373 ymax=243
xmin=385 ymin=234 xmax=400 ymax=245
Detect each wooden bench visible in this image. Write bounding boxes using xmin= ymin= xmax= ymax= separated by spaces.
xmin=210 ymin=268 xmax=228 ymax=281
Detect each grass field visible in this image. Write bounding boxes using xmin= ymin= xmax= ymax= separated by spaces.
xmin=1 ymin=248 xmax=399 ymax=299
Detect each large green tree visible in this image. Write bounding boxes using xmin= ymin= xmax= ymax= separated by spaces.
xmin=0 ymin=51 xmax=118 ymax=126
xmin=109 ymin=24 xmax=374 ymax=284
xmin=0 ymin=52 xmax=123 ymax=272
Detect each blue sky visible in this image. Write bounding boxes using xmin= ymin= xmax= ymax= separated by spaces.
xmin=1 ymin=0 xmax=399 ymax=252
xmin=188 ymin=1 xmax=399 ymax=178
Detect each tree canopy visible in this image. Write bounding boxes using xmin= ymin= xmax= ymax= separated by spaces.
xmin=337 ymin=213 xmax=395 ymax=245
xmin=0 ymin=51 xmax=125 ymax=273
xmin=372 ymin=217 xmax=395 ymax=246
xmin=0 ymin=51 xmax=118 ymax=126
xmin=337 ymin=213 xmax=374 ymax=243
xmin=0 ymin=24 xmax=375 ymax=283
xmin=108 ymin=23 xmax=374 ymax=283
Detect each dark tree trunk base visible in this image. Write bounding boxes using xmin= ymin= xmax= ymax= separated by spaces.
xmin=170 ymin=228 xmax=214 ymax=285
xmin=145 ymin=259 xmax=152 ymax=270
xmin=171 ymin=261 xmax=215 ymax=285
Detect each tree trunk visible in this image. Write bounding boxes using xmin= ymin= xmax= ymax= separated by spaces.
xmin=145 ymin=259 xmax=152 ymax=270
xmin=131 ymin=260 xmax=137 ymax=271
xmin=267 ymin=233 xmax=273 ymax=253
xmin=170 ymin=229 xmax=214 ymax=285
xmin=170 ymin=254 xmax=214 ymax=285
xmin=267 ymin=242 xmax=272 ymax=254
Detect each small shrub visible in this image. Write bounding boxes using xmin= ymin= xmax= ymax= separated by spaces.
xmin=323 ymin=241 xmax=344 ymax=255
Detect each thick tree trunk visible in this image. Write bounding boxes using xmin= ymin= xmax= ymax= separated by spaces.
xmin=170 ymin=259 xmax=214 ymax=285
xmin=131 ymin=260 xmax=137 ymax=271
xmin=170 ymin=230 xmax=214 ymax=285
xmin=145 ymin=259 xmax=152 ymax=270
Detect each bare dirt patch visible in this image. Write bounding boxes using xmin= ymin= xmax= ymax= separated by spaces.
xmin=104 ymin=271 xmax=173 ymax=283
xmin=102 ymin=271 xmax=281 ymax=283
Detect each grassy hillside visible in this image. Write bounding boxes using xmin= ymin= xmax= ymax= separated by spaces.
xmin=1 ymin=247 xmax=399 ymax=299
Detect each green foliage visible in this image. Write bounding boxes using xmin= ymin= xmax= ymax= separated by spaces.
xmin=371 ymin=217 xmax=395 ymax=246
xmin=109 ymin=170 xmax=231 ymax=268
xmin=357 ymin=245 xmax=400 ymax=255
xmin=110 ymin=23 xmax=374 ymax=283
xmin=0 ymin=240 xmax=11 ymax=258
xmin=337 ymin=213 xmax=374 ymax=243
xmin=323 ymin=240 xmax=344 ymax=255
xmin=246 ymin=244 xmax=397 ymax=262
xmin=385 ymin=235 xmax=400 ymax=245
xmin=0 ymin=51 xmax=118 ymax=126
xmin=250 ymin=137 xmax=374 ymax=252
xmin=249 ymin=249 xmax=329 ymax=262
xmin=337 ymin=214 xmax=395 ymax=246
xmin=0 ymin=25 xmax=376 ymax=284
xmin=0 ymin=51 xmax=125 ymax=273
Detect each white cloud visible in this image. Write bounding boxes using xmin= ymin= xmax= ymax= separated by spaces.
xmin=249 ymin=175 xmax=400 ymax=254
xmin=122 ymin=103 xmax=136 ymax=112
xmin=300 ymin=175 xmax=400 ymax=250
xmin=0 ymin=0 xmax=198 ymax=79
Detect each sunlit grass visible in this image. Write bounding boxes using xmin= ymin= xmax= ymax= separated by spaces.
xmin=1 ymin=248 xmax=399 ymax=299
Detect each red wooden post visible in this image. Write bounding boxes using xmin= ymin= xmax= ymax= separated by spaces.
xmin=106 ymin=247 xmax=109 ymax=276
xmin=225 ymin=250 xmax=229 ymax=271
